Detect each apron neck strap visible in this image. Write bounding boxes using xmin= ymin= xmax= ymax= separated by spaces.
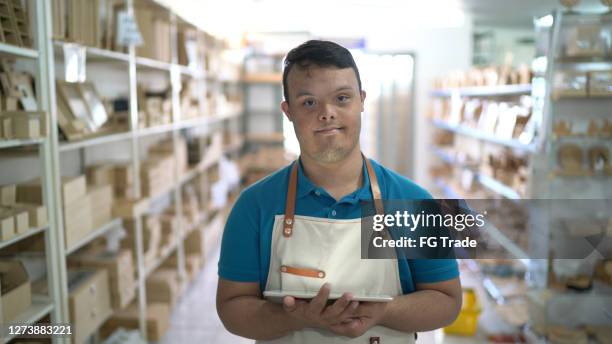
xmin=283 ymin=154 xmax=383 ymax=238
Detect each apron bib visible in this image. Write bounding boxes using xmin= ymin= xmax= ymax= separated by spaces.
xmin=260 ymin=157 xmax=416 ymax=344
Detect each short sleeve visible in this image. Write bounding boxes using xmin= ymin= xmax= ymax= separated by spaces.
xmin=218 ymin=190 xmax=261 ymax=282
xmin=408 ymin=259 xmax=459 ymax=284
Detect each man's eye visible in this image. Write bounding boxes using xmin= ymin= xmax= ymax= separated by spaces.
xmin=338 ymin=95 xmax=350 ymax=102
xmin=303 ymin=99 xmax=315 ymax=107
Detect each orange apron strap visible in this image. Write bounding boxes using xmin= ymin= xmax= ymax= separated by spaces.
xmin=283 ymin=161 xmax=299 ymax=237
xmin=283 ymin=155 xmax=384 ymax=237
xmin=364 ymin=155 xmax=385 ymax=215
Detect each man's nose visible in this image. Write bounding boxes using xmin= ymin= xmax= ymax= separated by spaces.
xmin=318 ymin=103 xmax=336 ymax=121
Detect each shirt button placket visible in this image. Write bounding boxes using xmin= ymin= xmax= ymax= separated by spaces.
xmin=331 ymin=209 xmax=337 ymax=217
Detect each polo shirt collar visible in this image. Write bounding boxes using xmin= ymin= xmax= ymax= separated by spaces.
xmin=295 ymin=157 xmax=373 ymax=201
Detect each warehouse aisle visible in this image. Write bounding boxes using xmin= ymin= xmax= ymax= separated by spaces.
xmin=160 ymin=245 xmax=254 ymax=344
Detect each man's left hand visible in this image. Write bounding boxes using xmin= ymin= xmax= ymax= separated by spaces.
xmin=329 ymin=302 xmax=388 ymax=338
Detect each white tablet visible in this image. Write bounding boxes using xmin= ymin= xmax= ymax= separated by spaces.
xmin=263 ymin=290 xmax=394 ymax=303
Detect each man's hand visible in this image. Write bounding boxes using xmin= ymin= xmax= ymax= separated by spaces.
xmin=282 ymin=283 xmax=359 ymax=332
xmin=329 ymin=302 xmax=388 ymax=338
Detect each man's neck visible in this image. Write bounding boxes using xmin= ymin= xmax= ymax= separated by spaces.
xmin=300 ymin=148 xmax=363 ymax=201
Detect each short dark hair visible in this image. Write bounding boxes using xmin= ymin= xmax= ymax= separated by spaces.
xmin=282 ymin=40 xmax=362 ymax=103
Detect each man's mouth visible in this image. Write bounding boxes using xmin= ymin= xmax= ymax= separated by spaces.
xmin=314 ymin=126 xmax=343 ymax=135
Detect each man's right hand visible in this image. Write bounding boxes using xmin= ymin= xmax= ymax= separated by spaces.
xmin=282 ymin=283 xmax=360 ymax=333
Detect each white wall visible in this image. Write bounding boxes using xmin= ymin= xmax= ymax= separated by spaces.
xmin=365 ymin=22 xmax=473 ymax=189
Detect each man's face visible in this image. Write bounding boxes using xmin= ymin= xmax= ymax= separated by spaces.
xmin=281 ymin=65 xmax=365 ymax=164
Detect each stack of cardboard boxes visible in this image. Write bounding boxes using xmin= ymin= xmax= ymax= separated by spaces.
xmin=1 ymin=184 xmax=48 ymax=240
xmin=0 ymin=260 xmax=32 ymax=324
xmin=187 ymin=131 xmax=224 ymax=170
xmin=133 ymin=2 xmax=171 ymax=63
xmin=138 ymin=89 xmax=173 ymax=129
xmin=101 ymin=302 xmax=170 ymax=342
xmin=122 ymin=216 xmax=161 ymax=271
xmin=13 ymin=175 xmax=113 ymax=251
xmin=241 ymin=146 xmax=295 ymax=186
xmin=146 ymin=268 xmax=182 ymax=307
xmin=67 ymin=269 xmax=113 ymax=344
xmin=68 ymin=249 xmax=136 ymax=311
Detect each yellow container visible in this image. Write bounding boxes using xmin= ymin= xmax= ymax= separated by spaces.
xmin=444 ymin=288 xmax=482 ymax=336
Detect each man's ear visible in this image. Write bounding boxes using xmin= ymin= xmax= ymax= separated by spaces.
xmin=360 ymin=90 xmax=366 ymax=112
xmin=281 ymin=101 xmax=293 ymax=122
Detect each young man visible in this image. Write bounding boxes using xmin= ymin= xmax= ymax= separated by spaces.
xmin=217 ymin=40 xmax=461 ymax=343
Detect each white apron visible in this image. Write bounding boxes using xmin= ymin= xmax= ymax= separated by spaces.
xmin=260 ymin=157 xmax=416 ymax=344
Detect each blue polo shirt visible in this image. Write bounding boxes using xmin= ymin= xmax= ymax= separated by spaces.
xmin=218 ymin=158 xmax=459 ymax=294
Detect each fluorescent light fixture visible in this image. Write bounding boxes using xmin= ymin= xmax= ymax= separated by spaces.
xmin=534 ymin=14 xmax=554 ymax=28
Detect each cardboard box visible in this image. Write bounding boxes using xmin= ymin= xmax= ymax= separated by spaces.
xmin=0 ymin=208 xmax=29 ymax=234
xmin=61 ymin=175 xmax=87 ymax=207
xmin=112 ymin=197 xmax=149 ymax=218
xmin=159 ymin=215 xmax=179 ymax=249
xmin=100 ymin=302 xmax=170 ymax=342
xmin=163 ymin=254 xmax=201 ymax=281
xmin=114 ymin=164 xmax=135 ymax=186
xmin=0 ymin=260 xmax=32 ymax=323
xmin=146 ymin=268 xmax=180 ymax=306
xmin=86 ymin=164 xmax=116 ymax=186
xmin=64 ymin=195 xmax=93 ymax=251
xmin=0 ymin=216 xmax=15 ymax=241
xmin=589 ymin=71 xmax=612 ymax=97
xmin=0 ymin=112 xmax=45 ymax=139
xmin=16 ymin=180 xmax=44 ymax=205
xmin=122 ymin=216 xmax=161 ymax=269
xmin=88 ymin=184 xmax=113 ymax=229
xmin=68 ymin=250 xmax=135 ymax=310
xmin=11 ymin=203 xmax=48 ymax=228
xmin=184 ymin=228 xmax=204 ymax=256
xmin=68 ymin=269 xmax=112 ymax=344
xmin=0 ymin=185 xmax=16 ymax=205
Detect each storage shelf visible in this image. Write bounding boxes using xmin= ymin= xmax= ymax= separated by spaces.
xmin=483 ymin=222 xmax=530 ymax=265
xmin=0 ymin=42 xmax=39 ymax=59
xmin=0 ymin=226 xmax=48 ymax=250
xmin=430 ymin=84 xmax=532 ymax=98
xmin=178 ymin=109 xmax=243 ymax=130
xmin=65 ymin=218 xmax=122 ymax=255
xmin=137 ymin=123 xmax=176 ymax=137
xmin=59 ymin=112 xmax=243 ymax=151
xmin=177 ymin=65 xmax=203 ymax=78
xmin=135 ymin=56 xmax=172 ymax=72
xmin=431 ymin=147 xmax=523 ymax=200
xmin=3 ymin=296 xmax=54 ymax=343
xmin=434 ymin=178 xmax=464 ymax=199
xmin=53 ymin=41 xmax=130 ymax=64
xmin=59 ymin=131 xmax=132 ymax=152
xmin=146 ymin=243 xmax=178 ymax=276
xmin=224 ymin=139 xmax=245 ymax=155
xmin=431 ymin=119 xmax=537 ymax=152
xmin=477 ymin=174 xmax=522 ymax=200
xmin=0 ymin=138 xmax=44 ymax=149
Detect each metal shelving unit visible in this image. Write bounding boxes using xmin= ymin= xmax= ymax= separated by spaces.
xmin=430 ymin=9 xmax=612 ymax=340
xmin=0 ymin=3 xmax=67 ymax=344
xmin=1 ymin=1 xmax=243 ymax=343
xmin=431 ymin=119 xmax=536 ymax=152
xmin=2 ymin=296 xmax=55 ymax=343
xmin=64 ymin=218 xmax=122 ymax=255
xmin=430 ymin=83 xmax=532 ymax=98
xmin=430 ymin=147 xmax=523 ymax=200
xmin=0 ymin=225 xmax=48 ymax=250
